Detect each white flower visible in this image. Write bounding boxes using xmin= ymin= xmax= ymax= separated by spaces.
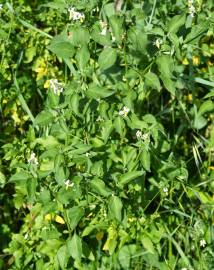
xmin=163 ymin=187 xmax=168 ymax=193
xmin=136 ymin=130 xmax=143 ymax=139
xmin=64 ymin=179 xmax=74 ymax=190
xmin=68 ymin=7 xmax=85 ymax=21
xmin=101 ymin=28 xmax=107 ymax=36
xmin=85 ymin=152 xmax=91 ymax=157
xmin=188 ymin=0 xmax=196 ymax=17
xmin=199 ymin=239 xmax=206 ymax=248
xmin=136 ymin=131 xmax=150 ymax=142
xmin=100 ymin=21 xmax=108 ymax=36
xmin=28 ymin=152 xmax=39 ymax=166
xmin=154 ymin=38 xmax=162 ymax=49
xmin=49 ymin=79 xmax=63 ymax=95
xmin=118 ymin=106 xmax=130 ymax=117
xmin=0 ymin=4 xmax=3 ymax=10
xmin=96 ymin=116 xmax=103 ymax=122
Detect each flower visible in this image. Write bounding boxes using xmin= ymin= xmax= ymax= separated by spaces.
xmin=187 ymin=0 xmax=196 ymax=17
xmin=85 ymin=152 xmax=91 ymax=157
xmin=136 ymin=130 xmax=150 ymax=142
xmin=136 ymin=130 xmax=143 ymax=139
xmin=153 ymin=38 xmax=162 ymax=49
xmin=163 ymin=187 xmax=168 ymax=193
xmin=68 ymin=7 xmax=85 ymax=21
xmin=28 ymin=152 xmax=39 ymax=166
xmin=0 ymin=4 xmax=3 ymax=10
xmin=118 ymin=106 xmax=130 ymax=117
xmin=100 ymin=21 xmax=108 ymax=36
xmin=64 ymin=179 xmax=74 ymax=190
xmin=199 ymin=239 xmax=206 ymax=248
xmin=49 ymin=79 xmax=63 ymax=95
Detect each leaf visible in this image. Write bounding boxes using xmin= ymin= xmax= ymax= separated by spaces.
xmin=75 ymin=46 xmax=90 ymax=71
xmin=108 ymin=195 xmax=123 ymax=221
xmin=167 ymin=14 xmax=186 ymax=33
xmin=140 ymin=150 xmax=151 ymax=172
xmin=34 ymin=111 xmax=54 ymax=126
xmin=119 ymin=171 xmax=144 ymax=187
xmin=156 ymin=55 xmax=174 ymax=78
xmin=160 ymin=75 xmax=176 ymax=96
xmin=98 ymin=48 xmax=117 ymax=70
xmin=144 ymin=72 xmax=161 ymax=92
xmin=48 ymin=34 xmax=75 ymax=59
xmin=67 ymin=234 xmax=82 ymax=261
xmin=114 ymin=116 xmax=125 ymax=137
xmin=198 ymin=100 xmax=214 ymax=115
xmin=86 ymin=85 xmax=115 ymax=99
xmin=57 ymin=245 xmax=69 ymax=269
xmin=109 ymin=15 xmax=124 ymax=43
xmin=67 ymin=206 xmax=84 ymax=231
xmin=0 ymin=171 xmax=6 ymax=185
xmin=142 ymin=236 xmax=155 ymax=254
xmin=9 ymin=171 xmax=31 ymax=182
xmin=90 ymin=178 xmax=111 ymax=197
xmin=70 ymin=27 xmax=90 ymax=46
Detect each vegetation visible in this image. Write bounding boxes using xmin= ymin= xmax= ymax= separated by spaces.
xmin=0 ymin=0 xmax=214 ymax=269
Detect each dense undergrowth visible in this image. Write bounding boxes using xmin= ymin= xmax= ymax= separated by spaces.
xmin=0 ymin=0 xmax=214 ymax=269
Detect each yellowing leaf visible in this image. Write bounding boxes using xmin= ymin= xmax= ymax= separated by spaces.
xmin=45 ymin=214 xmax=52 ymax=221
xmin=55 ymin=215 xmax=65 ymax=224
xmin=96 ymin=231 xmax=104 ymax=241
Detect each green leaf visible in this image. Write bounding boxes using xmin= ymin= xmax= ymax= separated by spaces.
xmin=0 ymin=171 xmax=6 ymax=185
xmin=75 ymin=46 xmax=90 ymax=71
xmin=67 ymin=234 xmax=82 ymax=261
xmin=167 ymin=14 xmax=186 ymax=33
xmin=9 ymin=171 xmax=31 ymax=182
xmin=67 ymin=206 xmax=84 ymax=231
xmin=119 ymin=171 xmax=144 ymax=187
xmin=90 ymin=178 xmax=111 ymax=197
xmin=108 ymin=195 xmax=123 ymax=221
xmin=142 ymin=236 xmax=155 ymax=254
xmin=160 ymin=75 xmax=176 ymax=96
xmin=144 ymin=72 xmax=161 ymax=92
xmin=109 ymin=15 xmax=124 ymax=43
xmin=156 ymin=55 xmax=174 ymax=78
xmin=114 ymin=116 xmax=125 ymax=137
xmin=198 ymin=100 xmax=214 ymax=115
xmin=86 ymin=85 xmax=115 ymax=99
xmin=69 ymin=27 xmax=90 ymax=46
xmin=140 ymin=150 xmax=151 ymax=172
xmin=48 ymin=34 xmax=75 ymax=59
xmin=34 ymin=111 xmax=54 ymax=126
xmin=57 ymin=245 xmax=69 ymax=269
xmin=98 ymin=48 xmax=117 ymax=70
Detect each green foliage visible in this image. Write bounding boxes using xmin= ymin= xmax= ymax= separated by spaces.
xmin=1 ymin=0 xmax=214 ymax=269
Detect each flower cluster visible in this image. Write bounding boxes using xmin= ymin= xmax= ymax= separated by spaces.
xmin=136 ymin=130 xmax=150 ymax=142
xmin=188 ymin=0 xmax=196 ymax=17
xmin=28 ymin=152 xmax=39 ymax=166
xmin=68 ymin=7 xmax=85 ymax=21
xmin=49 ymin=79 xmax=63 ymax=95
xmin=118 ymin=106 xmax=130 ymax=117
